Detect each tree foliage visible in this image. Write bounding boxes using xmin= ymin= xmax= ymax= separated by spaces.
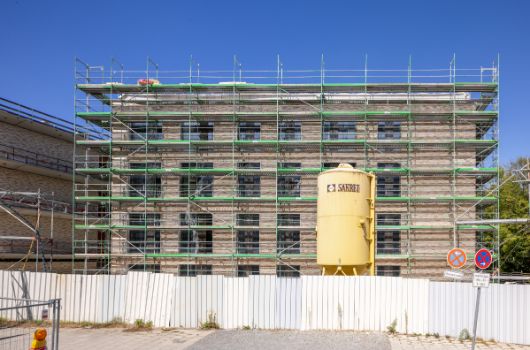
xmin=497 ymin=157 xmax=530 ymax=273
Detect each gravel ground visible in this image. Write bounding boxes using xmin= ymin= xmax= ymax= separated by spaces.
xmin=59 ymin=327 xmax=211 ymax=350
xmin=187 ymin=330 xmax=391 ymax=350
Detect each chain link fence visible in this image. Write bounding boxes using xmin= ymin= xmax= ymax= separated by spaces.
xmin=0 ymin=298 xmax=60 ymax=350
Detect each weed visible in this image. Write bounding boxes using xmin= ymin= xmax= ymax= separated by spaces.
xmin=458 ymin=328 xmax=471 ymax=341
xmin=242 ymin=325 xmax=251 ymax=330
xmin=200 ymin=312 xmax=220 ymax=330
xmin=387 ymin=319 xmax=398 ymax=334
xmin=131 ymin=319 xmax=153 ymax=330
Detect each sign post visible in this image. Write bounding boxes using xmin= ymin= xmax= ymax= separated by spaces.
xmin=471 ymin=249 xmax=492 ymax=350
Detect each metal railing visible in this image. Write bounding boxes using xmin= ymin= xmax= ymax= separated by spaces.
xmin=1 ymin=97 xmax=100 ymax=140
xmin=0 ymin=143 xmax=72 ymax=174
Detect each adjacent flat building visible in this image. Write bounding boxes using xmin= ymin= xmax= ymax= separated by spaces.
xmin=73 ymin=58 xmax=499 ymax=278
xmin=0 ymin=97 xmax=93 ymax=273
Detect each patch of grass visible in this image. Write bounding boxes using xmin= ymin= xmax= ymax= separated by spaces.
xmin=386 ymin=319 xmax=398 ymax=334
xmin=61 ymin=317 xmax=127 ymax=329
xmin=133 ymin=319 xmax=153 ymax=330
xmin=242 ymin=325 xmax=251 ymax=330
xmin=200 ymin=312 xmax=219 ymax=330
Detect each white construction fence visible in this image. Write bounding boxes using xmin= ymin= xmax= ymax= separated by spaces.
xmin=0 ymin=270 xmax=528 ymax=345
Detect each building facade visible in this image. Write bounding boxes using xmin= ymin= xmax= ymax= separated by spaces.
xmin=74 ymin=58 xmax=499 ymax=278
xmin=0 ymin=97 xmax=96 ymax=273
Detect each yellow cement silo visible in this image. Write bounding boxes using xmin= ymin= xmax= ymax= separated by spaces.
xmin=316 ymin=163 xmax=375 ymax=276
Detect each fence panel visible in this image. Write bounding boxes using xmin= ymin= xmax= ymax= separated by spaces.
xmin=0 ymin=270 xmax=528 ymax=345
xmin=172 ymin=276 xmax=197 ymax=328
xmin=249 ymin=275 xmax=276 ymax=329
xmin=222 ymin=277 xmax=249 ymax=328
xmin=275 ymin=277 xmax=301 ymax=329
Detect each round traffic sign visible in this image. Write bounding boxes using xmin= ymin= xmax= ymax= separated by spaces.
xmin=447 ymin=248 xmax=467 ymax=269
xmin=474 ymin=249 xmax=492 ymax=270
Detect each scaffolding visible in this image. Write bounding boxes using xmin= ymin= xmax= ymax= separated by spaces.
xmin=73 ymin=55 xmax=500 ymax=277
xmin=0 ymin=189 xmax=70 ymax=272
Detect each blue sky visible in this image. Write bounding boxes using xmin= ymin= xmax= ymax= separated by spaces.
xmin=1 ymin=0 xmax=528 ymax=164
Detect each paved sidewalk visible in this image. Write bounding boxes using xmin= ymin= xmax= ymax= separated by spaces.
xmin=59 ymin=327 xmax=211 ymax=350
xmin=57 ymin=328 xmax=530 ymax=350
xmin=390 ymin=334 xmax=530 ymax=349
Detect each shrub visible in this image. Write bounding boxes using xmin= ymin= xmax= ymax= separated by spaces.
xmin=458 ymin=328 xmax=471 ymax=341
xmin=387 ymin=319 xmax=398 ymax=334
xmin=200 ymin=312 xmax=219 ymax=329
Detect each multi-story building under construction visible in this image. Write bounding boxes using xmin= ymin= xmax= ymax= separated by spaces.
xmin=73 ymin=57 xmax=500 ymax=278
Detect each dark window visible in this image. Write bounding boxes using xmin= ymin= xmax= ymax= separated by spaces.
xmin=238 ymin=122 xmax=261 ymax=140
xmin=180 ymin=176 xmax=213 ymax=197
xmin=128 ymin=213 xmax=160 ymax=254
xmin=278 ymin=176 xmax=301 ymax=197
xmin=237 ymin=265 xmax=260 ymax=277
xmin=128 ymin=264 xmax=160 ymax=273
xmin=378 ymin=121 xmax=401 ymax=140
xmin=180 ymin=213 xmax=213 ymax=226
xmin=277 ymin=230 xmax=300 ymax=254
xmin=376 ymin=266 xmax=401 ymax=277
xmin=182 ymin=121 xmax=213 ymax=140
xmin=179 ymin=213 xmax=213 ymax=253
xmin=180 ymin=162 xmax=213 ymax=197
xmin=238 ymin=175 xmax=260 ymax=197
xmin=179 ymin=264 xmax=212 ymax=276
xmin=181 ymin=162 xmax=213 ymax=169
xmin=276 ymin=265 xmax=300 ymax=277
xmin=237 ymin=230 xmax=259 ymax=254
xmin=376 ymin=213 xmax=401 ymax=226
xmin=278 ymin=162 xmax=301 ymax=169
xmin=179 ymin=230 xmax=212 ymax=253
xmin=279 ymin=121 xmax=301 ymax=141
xmin=376 ymin=231 xmax=401 ymax=255
xmin=237 ymin=213 xmax=259 ymax=226
xmin=322 ymin=162 xmax=356 ymax=169
xmin=323 ymin=121 xmax=356 ymax=140
xmin=129 ymin=122 xmax=163 ymax=140
xmin=378 ymin=162 xmax=401 ymax=169
xmin=377 ymin=163 xmax=401 ymax=197
xmin=237 ymin=162 xmax=261 ymax=169
xmin=277 ymin=214 xmax=300 ymax=227
xmin=129 ymin=163 xmax=161 ymax=197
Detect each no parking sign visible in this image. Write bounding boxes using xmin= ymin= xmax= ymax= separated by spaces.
xmin=447 ymin=248 xmax=467 ymax=269
xmin=474 ymin=248 xmax=492 ymax=270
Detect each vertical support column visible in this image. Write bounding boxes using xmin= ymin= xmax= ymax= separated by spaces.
xmin=451 ymin=54 xmax=458 ymax=248
xmin=232 ymin=55 xmax=239 ymax=276
xmin=363 ymin=55 xmax=369 ymax=169
xmin=369 ymin=173 xmax=376 ymax=275
xmin=274 ymin=55 xmax=281 ymax=269
xmin=494 ymin=54 xmax=501 ymax=279
xmin=406 ymin=56 xmax=413 ymax=273
xmin=185 ymin=56 xmax=194 ymax=276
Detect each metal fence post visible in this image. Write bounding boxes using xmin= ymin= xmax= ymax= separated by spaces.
xmin=55 ymin=299 xmax=61 ymax=350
